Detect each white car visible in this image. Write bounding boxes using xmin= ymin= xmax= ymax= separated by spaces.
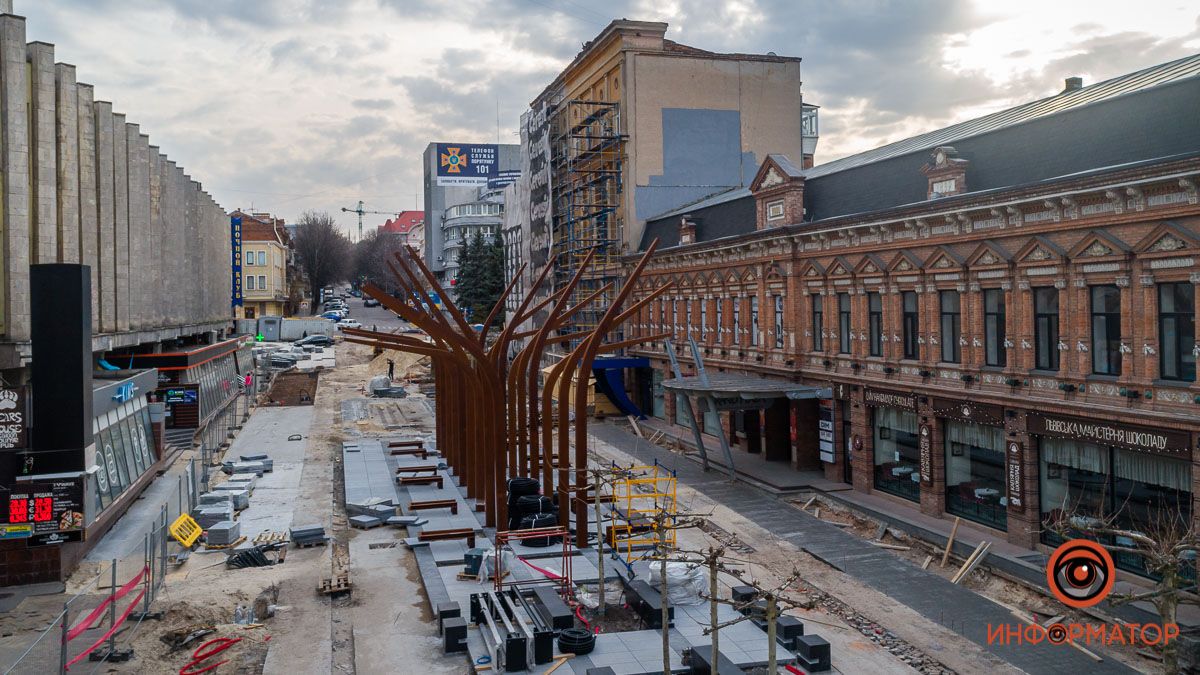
xmin=336 ymin=319 xmax=362 ymax=330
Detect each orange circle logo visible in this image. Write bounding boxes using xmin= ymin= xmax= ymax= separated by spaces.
xmin=1046 ymin=539 xmax=1115 ymax=608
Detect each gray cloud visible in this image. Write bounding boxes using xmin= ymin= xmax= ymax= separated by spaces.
xmin=13 ymin=0 xmax=1198 ymax=234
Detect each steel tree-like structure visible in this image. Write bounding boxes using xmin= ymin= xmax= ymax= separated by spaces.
xmin=341 ymin=243 xmax=669 ymax=545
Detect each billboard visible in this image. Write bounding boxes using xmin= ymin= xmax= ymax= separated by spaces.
xmin=436 ymin=143 xmax=498 ymax=186
xmin=488 ymin=170 xmax=521 ymax=190
xmin=231 ymin=216 xmax=243 ymax=307
xmin=5 ymin=477 xmax=85 ymax=544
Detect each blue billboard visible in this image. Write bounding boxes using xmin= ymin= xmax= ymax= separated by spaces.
xmin=436 ymin=143 xmax=498 ymax=187
xmin=231 ymin=216 xmax=243 ymax=307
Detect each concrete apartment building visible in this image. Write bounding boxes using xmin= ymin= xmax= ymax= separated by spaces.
xmin=515 ymin=19 xmax=816 ymax=337
xmin=232 ymin=210 xmax=294 ymax=319
xmin=623 ymin=55 xmax=1200 ymax=579
xmin=422 ymin=142 xmax=520 ymax=282
xmin=0 ymin=3 xmax=236 ymax=585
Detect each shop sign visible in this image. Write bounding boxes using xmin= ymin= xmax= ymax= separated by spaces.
xmin=1006 ymin=440 xmax=1024 ymax=512
xmin=1028 ymin=412 xmax=1191 ymax=456
xmin=918 ymin=423 xmax=932 ymax=485
xmin=5 ymin=478 xmax=85 ymax=540
xmin=164 ymin=387 xmax=198 ymax=404
xmin=231 ymin=216 xmax=243 ymax=308
xmin=863 ymin=387 xmax=917 ymax=411
xmin=0 ymin=386 xmax=28 ymax=450
xmin=932 ymin=397 xmax=1005 ymax=426
xmin=29 ymin=530 xmax=83 ymax=547
xmin=818 ymin=399 xmax=835 ymax=463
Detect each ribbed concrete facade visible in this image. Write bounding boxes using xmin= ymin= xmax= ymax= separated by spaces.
xmin=0 ymin=9 xmax=231 ymax=369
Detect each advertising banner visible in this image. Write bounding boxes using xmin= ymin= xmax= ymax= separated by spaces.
xmin=435 ymin=143 xmax=498 ymax=186
xmin=5 ymin=477 xmax=85 ymax=544
xmin=231 ymin=216 xmax=243 ymax=307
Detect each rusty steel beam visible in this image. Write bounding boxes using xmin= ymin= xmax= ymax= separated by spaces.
xmin=351 ymin=242 xmax=661 ymax=547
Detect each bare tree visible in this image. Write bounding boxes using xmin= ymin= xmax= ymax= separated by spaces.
xmin=1045 ymin=505 xmax=1197 ymax=672
xmin=292 ymin=211 xmax=351 ymax=309
xmin=355 ymin=228 xmax=407 ymax=295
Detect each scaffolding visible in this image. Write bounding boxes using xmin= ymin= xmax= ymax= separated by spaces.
xmin=608 ymin=462 xmax=677 ymax=563
xmin=549 ymin=99 xmax=626 ymax=340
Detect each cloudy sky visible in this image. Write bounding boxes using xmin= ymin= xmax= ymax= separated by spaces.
xmin=18 ymin=0 xmax=1200 ymax=236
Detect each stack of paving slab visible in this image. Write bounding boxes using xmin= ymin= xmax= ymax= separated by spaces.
xmin=226 ymin=474 xmax=258 ymax=493
xmin=239 ymin=453 xmax=274 ymax=472
xmin=199 ymin=492 xmax=234 ymax=507
xmin=290 ymin=524 xmax=328 ymax=547
xmin=193 ymin=504 xmax=235 ymax=529
xmin=207 ymin=521 xmax=241 ymax=546
xmin=346 ymin=497 xmax=395 ymax=519
xmin=341 ymin=440 xmax=397 ymax=509
xmin=223 ymin=460 xmax=266 ymax=477
xmin=212 ymin=488 xmax=250 ymax=511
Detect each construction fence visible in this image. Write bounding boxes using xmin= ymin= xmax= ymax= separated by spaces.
xmin=3 ymin=459 xmax=201 ymax=674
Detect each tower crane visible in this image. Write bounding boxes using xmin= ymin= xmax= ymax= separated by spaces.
xmin=340 ymin=200 xmax=402 ymax=242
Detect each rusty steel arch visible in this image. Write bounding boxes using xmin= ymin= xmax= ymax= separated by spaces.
xmin=342 ymin=242 xmax=670 ymax=545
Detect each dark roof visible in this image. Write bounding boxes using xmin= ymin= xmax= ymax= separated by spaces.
xmin=805 ymin=53 xmax=1200 ymax=178
xmin=640 ymin=54 xmax=1200 ymax=250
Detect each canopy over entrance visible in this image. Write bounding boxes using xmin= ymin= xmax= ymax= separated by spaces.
xmin=663 ymin=374 xmax=830 ymax=410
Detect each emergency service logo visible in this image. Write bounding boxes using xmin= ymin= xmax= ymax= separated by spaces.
xmin=440 ymin=147 xmax=467 ymax=174
xmin=1046 ymin=539 xmax=1114 ymax=608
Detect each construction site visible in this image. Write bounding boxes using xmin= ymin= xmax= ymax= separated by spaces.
xmin=548 ymin=98 xmax=626 ymax=343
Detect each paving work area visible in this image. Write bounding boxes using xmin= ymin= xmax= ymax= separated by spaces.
xmin=585 ymin=422 xmax=1142 ymax=675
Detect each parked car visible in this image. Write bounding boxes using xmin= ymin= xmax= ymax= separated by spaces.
xmin=363 ymin=298 xmax=380 ymax=307
xmin=336 ymin=319 xmax=362 ymax=330
xmin=319 ymin=312 xmax=340 ymax=321
xmin=296 ymin=335 xmax=334 ymax=347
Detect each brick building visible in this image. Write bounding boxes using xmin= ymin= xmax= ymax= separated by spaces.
xmin=624 ymin=54 xmax=1200 ymax=575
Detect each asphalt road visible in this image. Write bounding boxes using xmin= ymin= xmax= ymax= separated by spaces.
xmin=319 ymin=293 xmax=411 ymax=333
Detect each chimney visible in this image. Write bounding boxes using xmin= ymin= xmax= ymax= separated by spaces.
xmin=1063 ymin=76 xmax=1083 ymax=92
xmin=678 ymin=217 xmax=697 ymax=245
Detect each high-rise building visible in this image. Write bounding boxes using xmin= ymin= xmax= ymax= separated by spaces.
xmin=515 ymin=20 xmax=814 ymax=340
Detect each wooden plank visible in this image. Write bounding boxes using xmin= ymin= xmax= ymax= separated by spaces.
xmin=873 ymin=522 xmax=888 ymax=540
xmin=802 ymin=496 xmax=816 ymax=511
xmin=870 ymin=542 xmax=911 ymax=551
xmin=952 ymin=542 xmax=990 ymax=584
xmin=940 ymin=517 xmax=961 ymax=568
xmin=921 ymin=555 xmax=933 ymax=570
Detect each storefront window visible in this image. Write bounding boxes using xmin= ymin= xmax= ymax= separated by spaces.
xmin=1040 ymin=439 xmax=1192 ymax=580
xmin=872 ymin=407 xmax=920 ymax=502
xmin=675 ymin=393 xmax=690 ymax=426
xmin=703 ymin=408 xmax=721 ymax=437
xmin=944 ymin=421 xmax=1008 ymax=531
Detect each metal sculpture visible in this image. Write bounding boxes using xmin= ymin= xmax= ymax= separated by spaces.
xmin=342 ymin=242 xmax=669 ymax=545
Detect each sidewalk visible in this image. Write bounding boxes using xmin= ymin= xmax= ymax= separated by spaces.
xmin=589 ymin=421 xmax=1136 ymax=674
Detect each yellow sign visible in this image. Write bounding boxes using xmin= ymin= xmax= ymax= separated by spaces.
xmin=169 ymin=513 xmax=202 ymax=548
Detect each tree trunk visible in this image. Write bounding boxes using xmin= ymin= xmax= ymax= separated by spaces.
xmin=1155 ymin=568 xmax=1180 ymax=674
xmin=595 ymin=470 xmax=605 ymax=616
xmin=710 ymin=552 xmax=719 ymax=671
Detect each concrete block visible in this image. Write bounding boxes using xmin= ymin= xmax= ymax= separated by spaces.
xmin=1 ymin=15 xmax=31 ymax=341
xmin=76 ymin=83 xmax=98 ymax=332
xmin=349 ymin=515 xmax=382 ymax=529
xmin=112 ymin=111 xmax=128 ymax=331
xmin=27 ymin=42 xmax=56 ymax=264
xmin=54 ymin=63 xmax=80 ymax=264
xmin=207 ymin=520 xmax=241 ymax=546
xmin=93 ymin=100 xmax=115 ymax=332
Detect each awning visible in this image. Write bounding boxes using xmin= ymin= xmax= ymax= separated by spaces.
xmin=662 ymin=374 xmax=830 ymax=410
